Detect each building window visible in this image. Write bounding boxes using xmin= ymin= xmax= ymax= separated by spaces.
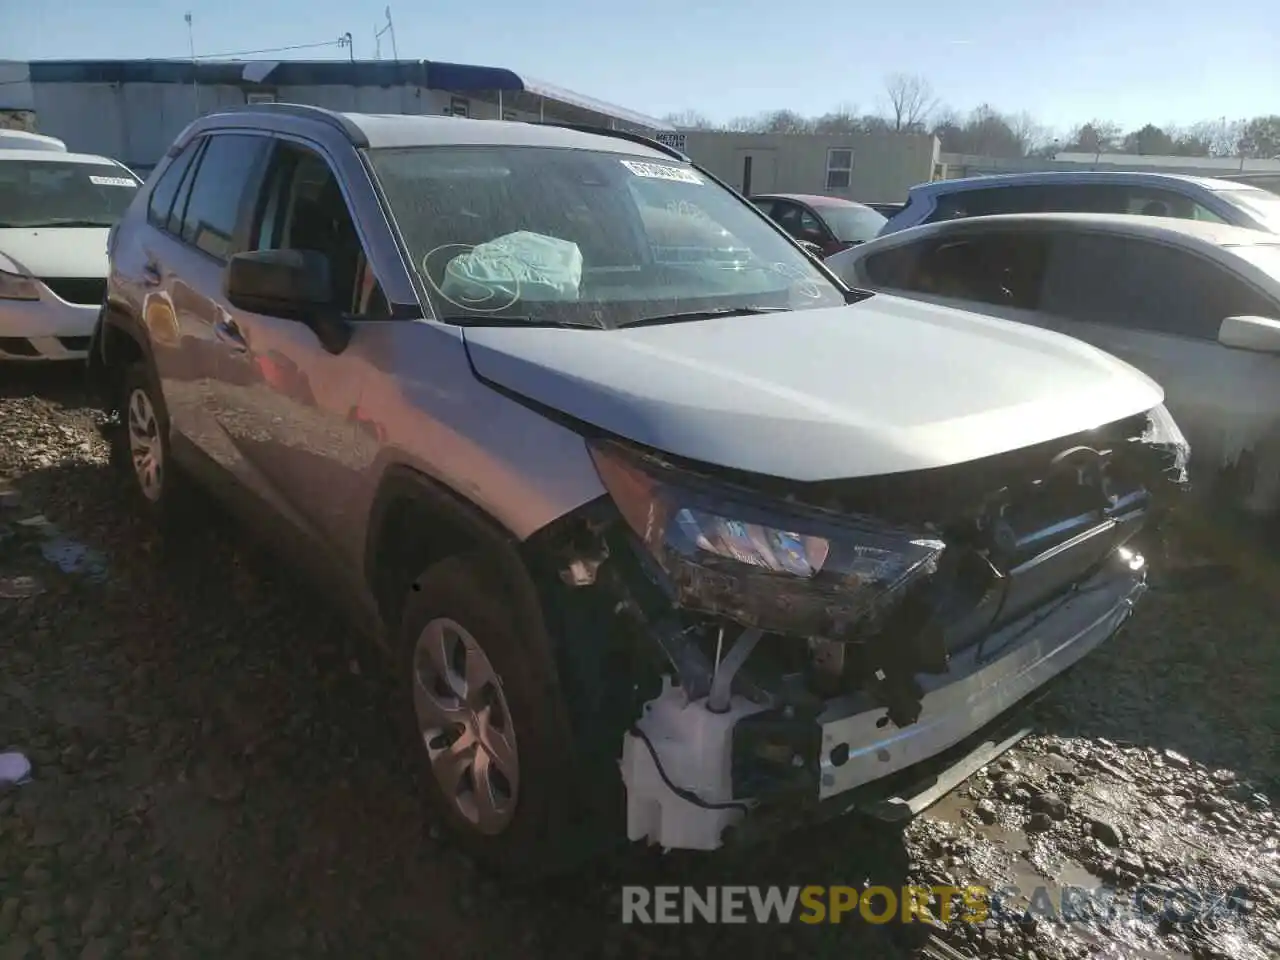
xmin=447 ymin=96 xmax=470 ymax=118
xmin=826 ymin=148 xmax=853 ymax=190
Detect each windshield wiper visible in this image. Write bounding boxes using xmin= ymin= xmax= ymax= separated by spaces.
xmin=438 ymin=315 xmax=604 ymax=330
xmin=622 ymin=305 xmax=789 ymax=328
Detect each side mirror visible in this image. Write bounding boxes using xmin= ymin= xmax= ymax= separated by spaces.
xmin=225 ymin=249 xmax=351 ymax=354
xmin=798 ymin=239 xmax=824 ymax=258
xmin=1218 ymin=315 xmax=1280 ymax=354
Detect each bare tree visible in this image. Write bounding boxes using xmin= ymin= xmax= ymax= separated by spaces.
xmin=1185 ymin=118 xmax=1246 ymax=157
xmin=1008 ymin=111 xmax=1050 ymax=156
xmin=725 ymin=109 xmax=813 ymax=134
xmin=1063 ymin=120 xmax=1121 ymax=154
xmin=812 ymin=102 xmax=861 ymax=134
xmin=662 ymin=109 xmax=717 ymax=130
xmin=883 ymin=73 xmax=937 ymax=132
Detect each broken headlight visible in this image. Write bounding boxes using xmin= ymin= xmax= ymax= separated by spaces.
xmin=1142 ymin=403 xmax=1190 ymax=484
xmin=588 ymin=440 xmax=946 ymax=636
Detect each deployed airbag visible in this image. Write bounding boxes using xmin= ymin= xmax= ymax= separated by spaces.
xmin=440 ymin=230 xmax=583 ymax=305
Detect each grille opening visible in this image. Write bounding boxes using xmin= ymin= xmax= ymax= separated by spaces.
xmin=40 ymin=277 xmax=107 ymax=306
xmin=0 ymin=337 xmax=40 ymax=357
xmin=57 ymin=336 xmax=91 ymax=352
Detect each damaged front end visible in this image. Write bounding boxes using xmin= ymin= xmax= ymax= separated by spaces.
xmin=532 ymin=405 xmax=1189 ymax=852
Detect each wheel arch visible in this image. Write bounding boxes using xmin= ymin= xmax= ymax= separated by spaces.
xmin=91 ymin=300 xmax=154 ymax=412
xmin=363 ymin=464 xmax=542 ymax=637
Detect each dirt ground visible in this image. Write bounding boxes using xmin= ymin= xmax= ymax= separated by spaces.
xmin=1 ymin=364 xmax=1277 ymax=960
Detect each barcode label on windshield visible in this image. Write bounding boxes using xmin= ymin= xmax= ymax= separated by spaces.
xmin=89 ymin=176 xmax=137 ymax=187
xmin=620 ymin=160 xmax=702 ymax=185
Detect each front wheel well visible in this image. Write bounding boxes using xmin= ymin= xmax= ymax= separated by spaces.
xmin=365 ymin=470 xmax=530 ymax=635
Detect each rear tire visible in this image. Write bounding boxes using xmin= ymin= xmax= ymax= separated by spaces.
xmin=397 ymin=552 xmax=581 ymax=880
xmin=110 ymin=361 xmax=189 ymax=527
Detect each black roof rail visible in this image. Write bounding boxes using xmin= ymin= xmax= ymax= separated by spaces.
xmin=531 ymin=121 xmax=687 ymax=161
xmin=203 ymin=102 xmax=369 ymax=147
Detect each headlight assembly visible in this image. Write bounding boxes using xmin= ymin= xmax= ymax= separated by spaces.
xmin=0 ymin=268 xmax=39 ymax=302
xmin=588 ymin=439 xmax=946 ymax=636
xmin=1139 ymin=402 xmax=1190 ymax=487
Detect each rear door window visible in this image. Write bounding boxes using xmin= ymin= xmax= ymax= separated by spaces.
xmin=1046 ymin=183 xmax=1225 ymax=221
xmin=861 ymin=230 xmax=1050 ymax=310
xmin=146 ymin=140 xmax=201 ymax=229
xmin=914 ymin=231 xmax=1050 ymax=309
xmin=768 ymin=200 xmax=804 ymax=238
xmin=860 ymin=244 xmax=922 ymax=288
xmin=1041 ymin=232 xmax=1273 ymax=340
xmin=177 ymin=133 xmax=272 ymax=260
xmin=925 ymin=186 xmax=1053 ymax=223
xmin=796 ymin=206 xmax=833 ymax=244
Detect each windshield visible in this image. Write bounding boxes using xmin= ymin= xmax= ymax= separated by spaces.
xmin=0 ymin=159 xmax=139 ymax=228
xmin=1216 ymin=186 xmax=1280 ymax=234
xmin=1230 ymin=243 xmax=1280 ymax=285
xmin=367 ymin=145 xmax=846 ymax=328
xmin=814 ymin=204 xmax=888 ymax=243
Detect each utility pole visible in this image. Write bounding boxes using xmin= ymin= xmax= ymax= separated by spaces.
xmin=339 ymin=31 xmax=354 ymax=61
xmin=185 ymin=12 xmax=199 ymax=118
xmin=374 ymin=8 xmax=398 ymax=60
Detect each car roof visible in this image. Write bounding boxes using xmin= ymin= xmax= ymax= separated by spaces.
xmin=909 ymin=170 xmax=1242 ymax=197
xmin=347 ymin=113 xmax=675 ymax=157
xmin=195 ymin=104 xmax=678 ymax=160
xmin=0 ymin=130 xmax=68 ymax=151
xmin=754 ymin=193 xmax=870 ymax=208
xmin=881 ymin=211 xmax=1277 ymax=248
xmin=0 ymin=148 xmax=121 ymax=166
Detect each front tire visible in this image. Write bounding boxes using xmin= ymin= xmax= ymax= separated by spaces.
xmin=397 ymin=552 xmax=579 ymax=879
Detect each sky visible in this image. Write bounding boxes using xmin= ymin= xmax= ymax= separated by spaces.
xmin=3 ymin=0 xmax=1277 ymax=134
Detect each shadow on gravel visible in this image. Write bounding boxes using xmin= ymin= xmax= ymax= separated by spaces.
xmin=0 ymin=361 xmax=91 ymax=403
xmin=2 ymin=452 xmax=928 ymax=959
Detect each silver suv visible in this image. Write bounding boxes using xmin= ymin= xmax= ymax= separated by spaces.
xmin=90 ymin=104 xmax=1189 ymax=874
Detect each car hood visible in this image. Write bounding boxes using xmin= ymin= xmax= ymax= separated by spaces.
xmin=461 ymin=295 xmax=1164 ymax=481
xmin=0 ymin=228 xmax=109 ymax=278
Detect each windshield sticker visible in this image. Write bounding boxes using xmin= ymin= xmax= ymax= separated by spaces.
xmin=89 ymin=175 xmax=137 ymax=187
xmin=620 ymin=160 xmax=703 ymax=185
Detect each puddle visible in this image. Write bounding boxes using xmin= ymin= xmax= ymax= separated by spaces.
xmin=0 ymin=511 xmax=110 ymax=585
xmin=926 ymin=785 xmax=1107 ymax=893
xmin=40 ymin=536 xmax=109 ymax=581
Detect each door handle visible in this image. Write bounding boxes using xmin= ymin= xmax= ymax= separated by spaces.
xmin=214 ymin=319 xmax=247 ymax=352
xmin=141 ymin=261 xmax=162 ymax=286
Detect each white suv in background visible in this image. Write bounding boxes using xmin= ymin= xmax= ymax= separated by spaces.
xmin=0 ymin=147 xmax=140 ymax=361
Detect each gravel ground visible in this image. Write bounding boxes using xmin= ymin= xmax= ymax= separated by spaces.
xmin=1 ymin=364 xmax=1277 ymax=960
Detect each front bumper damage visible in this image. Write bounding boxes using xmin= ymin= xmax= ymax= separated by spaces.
xmin=526 ymin=407 xmax=1187 ymax=853
xmin=620 ymin=559 xmax=1145 ymax=850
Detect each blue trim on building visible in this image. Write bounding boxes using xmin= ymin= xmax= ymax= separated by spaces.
xmin=25 ymin=59 xmax=672 ymax=130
